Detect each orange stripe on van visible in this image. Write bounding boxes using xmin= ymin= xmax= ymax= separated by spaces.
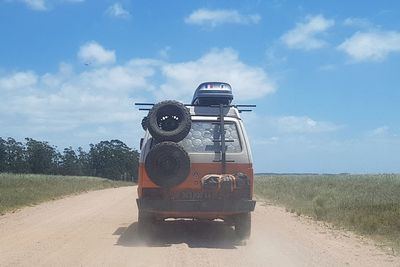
xmin=137 ymin=162 xmax=253 ymax=197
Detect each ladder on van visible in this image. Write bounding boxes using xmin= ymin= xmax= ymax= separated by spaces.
xmin=212 ymin=104 xmax=255 ymax=174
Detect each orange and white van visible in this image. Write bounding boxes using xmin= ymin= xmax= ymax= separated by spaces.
xmin=136 ymin=82 xmax=256 ymax=239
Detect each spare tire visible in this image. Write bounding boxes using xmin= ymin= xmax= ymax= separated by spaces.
xmin=145 ymin=142 xmax=190 ymax=188
xmin=147 ymin=100 xmax=191 ymax=142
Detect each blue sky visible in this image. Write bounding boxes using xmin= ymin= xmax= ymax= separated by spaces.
xmin=1 ymin=0 xmax=400 ymax=173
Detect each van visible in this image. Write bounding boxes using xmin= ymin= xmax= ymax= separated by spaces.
xmin=136 ymin=82 xmax=256 ymax=239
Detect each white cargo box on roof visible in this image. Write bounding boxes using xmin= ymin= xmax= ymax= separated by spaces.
xmin=192 ymin=82 xmax=234 ymax=105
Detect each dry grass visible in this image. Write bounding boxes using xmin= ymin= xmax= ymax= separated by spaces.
xmin=255 ymin=174 xmax=400 ymax=251
xmin=0 ymin=173 xmax=133 ymax=214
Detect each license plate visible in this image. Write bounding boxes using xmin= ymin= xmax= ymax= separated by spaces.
xmin=170 ymin=191 xmax=217 ymax=200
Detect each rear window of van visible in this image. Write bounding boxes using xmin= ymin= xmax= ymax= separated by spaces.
xmin=179 ymin=121 xmax=242 ymax=153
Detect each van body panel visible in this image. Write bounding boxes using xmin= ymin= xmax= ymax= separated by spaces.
xmin=137 ymin=105 xmax=255 ymax=219
xmin=138 ymin=162 xmax=253 ymax=192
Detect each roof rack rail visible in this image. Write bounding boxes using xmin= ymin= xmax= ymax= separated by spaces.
xmin=134 ymin=103 xmax=256 ymax=113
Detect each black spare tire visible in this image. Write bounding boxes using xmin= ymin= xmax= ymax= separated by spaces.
xmin=147 ymin=100 xmax=191 ymax=142
xmin=145 ymin=142 xmax=190 ymax=188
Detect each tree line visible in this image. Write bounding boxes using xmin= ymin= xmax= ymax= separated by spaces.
xmin=0 ymin=137 xmax=139 ymax=181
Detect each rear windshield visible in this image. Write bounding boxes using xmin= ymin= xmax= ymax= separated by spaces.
xmin=179 ymin=121 xmax=242 ymax=153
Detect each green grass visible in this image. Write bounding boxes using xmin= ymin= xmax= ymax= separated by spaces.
xmin=0 ymin=173 xmax=134 ymax=215
xmin=254 ymin=174 xmax=400 ymax=251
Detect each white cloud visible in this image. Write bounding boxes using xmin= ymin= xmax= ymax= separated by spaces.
xmin=368 ymin=126 xmax=390 ymax=137
xmin=274 ymin=116 xmax=340 ymax=134
xmin=281 ymin=14 xmax=334 ymax=50
xmin=0 ymin=61 xmax=153 ymax=148
xmin=241 ymin=113 xmax=346 ymax=172
xmin=338 ymin=31 xmax=400 ymax=62
xmin=343 ymin=17 xmax=372 ymax=28
xmin=265 ymin=46 xmax=287 ymax=66
xmin=21 ymin=0 xmax=46 ymax=10
xmin=158 ymin=46 xmax=171 ymax=59
xmin=15 ymin=0 xmax=84 ymax=11
xmin=106 ymin=3 xmax=131 ymax=19
xmin=184 ymin=8 xmax=260 ymax=27
xmin=0 ymin=71 xmax=38 ymax=90
xmin=78 ymin=41 xmax=116 ymax=65
xmin=0 ymin=45 xmax=276 ymax=149
xmin=78 ymin=65 xmax=153 ymax=92
xmin=159 ymin=48 xmax=276 ymax=101
xmin=243 ymin=113 xmax=340 ymax=137
xmin=318 ymin=64 xmax=336 ymax=71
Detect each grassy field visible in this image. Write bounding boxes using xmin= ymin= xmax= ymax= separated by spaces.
xmin=0 ymin=173 xmax=134 ymax=215
xmin=254 ymin=174 xmax=400 ymax=251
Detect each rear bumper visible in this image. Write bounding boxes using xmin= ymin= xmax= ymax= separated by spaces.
xmin=137 ymin=198 xmax=256 ymax=213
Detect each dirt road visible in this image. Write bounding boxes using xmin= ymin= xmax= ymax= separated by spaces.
xmin=0 ymin=186 xmax=398 ymax=267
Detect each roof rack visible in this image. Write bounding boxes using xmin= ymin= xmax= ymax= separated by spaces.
xmin=134 ymin=103 xmax=256 ymax=113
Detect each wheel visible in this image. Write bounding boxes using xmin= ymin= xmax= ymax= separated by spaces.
xmin=147 ymin=100 xmax=191 ymax=142
xmin=234 ymin=212 xmax=251 ymax=240
xmin=145 ymin=142 xmax=190 ymax=188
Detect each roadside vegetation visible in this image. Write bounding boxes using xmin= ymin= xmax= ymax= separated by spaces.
xmin=254 ymin=174 xmax=400 ymax=251
xmin=0 ymin=137 xmax=139 ymax=181
xmin=0 ymin=173 xmax=133 ymax=215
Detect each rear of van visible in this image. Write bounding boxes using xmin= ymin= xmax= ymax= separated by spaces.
xmin=136 ymin=82 xmax=256 ymax=239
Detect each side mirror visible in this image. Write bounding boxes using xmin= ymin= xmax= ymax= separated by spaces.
xmin=140 ymin=138 xmax=144 ymax=150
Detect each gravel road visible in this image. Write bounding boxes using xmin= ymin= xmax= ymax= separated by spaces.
xmin=0 ymin=186 xmax=398 ymax=267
